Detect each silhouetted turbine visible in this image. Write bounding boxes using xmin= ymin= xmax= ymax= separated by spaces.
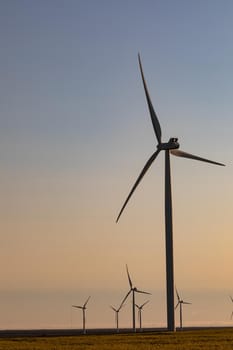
xmin=135 ymin=300 xmax=150 ymax=331
xmin=121 ymin=265 xmax=151 ymax=332
xmin=72 ymin=296 xmax=90 ymax=334
xmin=110 ymin=302 xmax=125 ymax=332
xmin=229 ymin=296 xmax=233 ymax=320
xmin=175 ymin=288 xmax=191 ymax=330
xmin=116 ymin=54 xmax=225 ymax=331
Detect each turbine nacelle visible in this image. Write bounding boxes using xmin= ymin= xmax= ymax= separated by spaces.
xmin=158 ymin=138 xmax=180 ymax=151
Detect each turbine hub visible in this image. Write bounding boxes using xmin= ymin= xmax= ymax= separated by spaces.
xmin=157 ymin=138 xmax=180 ymax=151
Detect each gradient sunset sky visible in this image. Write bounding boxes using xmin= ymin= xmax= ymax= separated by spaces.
xmin=0 ymin=0 xmax=232 ymax=329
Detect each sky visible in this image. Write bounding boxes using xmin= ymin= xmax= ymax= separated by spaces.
xmin=0 ymin=0 xmax=233 ymax=329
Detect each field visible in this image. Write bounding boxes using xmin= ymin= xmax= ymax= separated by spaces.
xmin=0 ymin=328 xmax=233 ymax=350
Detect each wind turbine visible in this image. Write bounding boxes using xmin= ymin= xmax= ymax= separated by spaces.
xmin=72 ymin=296 xmax=90 ymax=334
xmin=175 ymin=288 xmax=191 ymax=330
xmin=121 ymin=264 xmax=151 ymax=332
xmin=110 ymin=302 xmax=125 ymax=332
xmin=116 ymin=54 xmax=225 ymax=331
xmin=135 ymin=300 xmax=150 ymax=331
xmin=229 ymin=296 xmax=233 ymax=320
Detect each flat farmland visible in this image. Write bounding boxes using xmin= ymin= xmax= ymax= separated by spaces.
xmin=0 ymin=328 xmax=233 ymax=349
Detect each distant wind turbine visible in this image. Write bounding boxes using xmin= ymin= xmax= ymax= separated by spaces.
xmin=229 ymin=296 xmax=233 ymax=320
xmin=121 ymin=264 xmax=151 ymax=332
xmin=116 ymin=54 xmax=225 ymax=331
xmin=175 ymin=288 xmax=191 ymax=330
xmin=72 ymin=296 xmax=90 ymax=334
xmin=110 ymin=302 xmax=125 ymax=332
xmin=135 ymin=300 xmax=150 ymax=331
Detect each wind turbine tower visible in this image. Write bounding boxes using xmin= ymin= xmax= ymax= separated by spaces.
xmin=229 ymin=296 xmax=233 ymax=320
xmin=175 ymin=288 xmax=191 ymax=330
xmin=110 ymin=303 xmax=125 ymax=333
xmin=121 ymin=265 xmax=151 ymax=332
xmin=116 ymin=54 xmax=225 ymax=331
xmin=72 ymin=296 xmax=90 ymax=334
xmin=135 ymin=300 xmax=150 ymax=332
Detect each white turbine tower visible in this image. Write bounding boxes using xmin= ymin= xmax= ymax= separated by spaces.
xmin=175 ymin=288 xmax=191 ymax=330
xmin=116 ymin=54 xmax=225 ymax=331
xmin=72 ymin=296 xmax=90 ymax=334
xmin=135 ymin=300 xmax=150 ymax=332
xmin=121 ymin=265 xmax=151 ymax=333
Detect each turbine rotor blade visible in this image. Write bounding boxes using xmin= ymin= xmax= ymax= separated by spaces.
xmin=72 ymin=305 xmax=83 ymax=309
xmin=183 ymin=302 xmax=192 ymax=305
xmin=135 ymin=304 xmax=140 ymax=309
xmin=118 ymin=302 xmax=126 ymax=312
xmin=229 ymin=296 xmax=233 ymax=303
xmin=170 ymin=149 xmax=225 ymax=166
xmin=175 ymin=287 xmax=180 ymax=301
xmin=110 ymin=306 xmax=117 ymax=312
xmin=126 ymin=264 xmax=133 ymax=289
xmin=116 ymin=150 xmax=160 ymax=222
xmin=136 ymin=289 xmax=151 ymax=295
xmin=141 ymin=300 xmax=150 ymax=308
xmin=120 ymin=290 xmax=131 ymax=308
xmin=138 ymin=53 xmax=162 ymax=144
xmin=84 ymin=296 xmax=91 ymax=307
xmin=175 ymin=302 xmax=179 ymax=310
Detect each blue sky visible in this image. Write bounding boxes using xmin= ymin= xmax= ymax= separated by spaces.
xmin=0 ymin=0 xmax=232 ymax=329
